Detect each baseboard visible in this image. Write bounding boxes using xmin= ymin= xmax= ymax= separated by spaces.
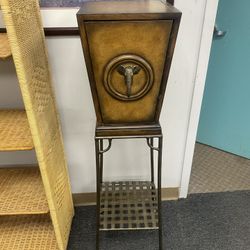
xmin=73 ymin=187 xmax=179 ymax=207
xmin=161 ymin=187 xmax=179 ymax=201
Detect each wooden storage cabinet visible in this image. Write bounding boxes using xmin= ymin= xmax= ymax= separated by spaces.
xmin=77 ymin=0 xmax=181 ymax=128
xmin=0 ymin=1 xmax=74 ymax=249
xmin=78 ymin=1 xmax=181 ymax=249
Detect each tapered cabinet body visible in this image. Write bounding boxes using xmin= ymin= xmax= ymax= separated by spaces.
xmin=77 ymin=0 xmax=181 ymax=130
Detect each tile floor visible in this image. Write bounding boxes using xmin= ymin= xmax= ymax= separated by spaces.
xmin=189 ymin=143 xmax=250 ymax=194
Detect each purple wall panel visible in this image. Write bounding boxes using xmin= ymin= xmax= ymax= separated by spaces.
xmin=40 ymin=0 xmax=89 ymax=7
xmin=40 ymin=0 xmax=173 ymax=8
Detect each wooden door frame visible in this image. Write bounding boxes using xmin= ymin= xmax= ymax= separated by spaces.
xmin=179 ymin=0 xmax=219 ymax=198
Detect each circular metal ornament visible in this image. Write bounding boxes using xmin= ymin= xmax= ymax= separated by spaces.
xmin=103 ymin=54 xmax=154 ymax=101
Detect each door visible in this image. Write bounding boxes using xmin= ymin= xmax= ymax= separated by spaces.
xmin=197 ymin=0 xmax=250 ymax=159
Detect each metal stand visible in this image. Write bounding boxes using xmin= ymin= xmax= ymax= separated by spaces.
xmin=95 ymin=134 xmax=163 ymax=250
xmin=78 ymin=3 xmax=181 ymax=249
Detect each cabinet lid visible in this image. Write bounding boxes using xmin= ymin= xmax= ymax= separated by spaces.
xmin=77 ymin=0 xmax=181 ymax=21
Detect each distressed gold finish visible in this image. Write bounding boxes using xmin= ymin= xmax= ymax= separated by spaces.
xmin=85 ymin=20 xmax=172 ymax=123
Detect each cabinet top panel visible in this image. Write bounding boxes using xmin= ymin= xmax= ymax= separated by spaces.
xmin=77 ymin=0 xmax=181 ymax=21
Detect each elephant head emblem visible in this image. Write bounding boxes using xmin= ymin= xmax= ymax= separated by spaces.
xmin=117 ymin=64 xmax=141 ymax=97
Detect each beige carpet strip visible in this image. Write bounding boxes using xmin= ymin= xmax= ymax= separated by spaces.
xmin=0 ymin=110 xmax=34 ymax=151
xmin=0 ymin=214 xmax=58 ymax=250
xmin=0 ymin=167 xmax=49 ymax=215
xmin=0 ymin=33 xmax=12 ymax=59
xmin=189 ymin=143 xmax=250 ymax=194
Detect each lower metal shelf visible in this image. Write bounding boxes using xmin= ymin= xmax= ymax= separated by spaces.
xmin=100 ymin=181 xmax=158 ymax=231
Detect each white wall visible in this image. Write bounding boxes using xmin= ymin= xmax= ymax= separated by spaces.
xmin=0 ymin=1 xmax=211 ymax=194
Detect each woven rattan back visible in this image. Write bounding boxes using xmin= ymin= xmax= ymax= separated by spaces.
xmin=0 ymin=1 xmax=74 ymax=249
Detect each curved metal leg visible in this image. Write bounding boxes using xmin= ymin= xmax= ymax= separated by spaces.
xmin=146 ymin=136 xmax=163 ymax=250
xmin=95 ymin=139 xmax=112 ymax=250
xmin=150 ymin=138 xmax=154 ymax=183
xmin=157 ymin=137 xmax=163 ymax=250
xmin=95 ymin=139 xmax=101 ymax=250
xmin=100 ymin=139 xmax=103 ymax=183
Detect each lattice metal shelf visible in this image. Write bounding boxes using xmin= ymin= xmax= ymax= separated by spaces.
xmin=0 ymin=110 xmax=34 ymax=151
xmin=0 ymin=167 xmax=49 ymax=215
xmin=0 ymin=33 xmax=12 ymax=59
xmin=100 ymin=181 xmax=159 ymax=231
xmin=0 ymin=214 xmax=59 ymax=250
